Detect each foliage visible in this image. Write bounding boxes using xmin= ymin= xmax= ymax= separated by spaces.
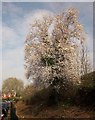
xmin=25 ymin=8 xmax=91 ymax=92
xmin=22 ymin=71 xmax=95 ymax=114
xmin=22 ymin=84 xmax=37 ymax=104
xmin=75 ymin=86 xmax=95 ymax=107
xmin=23 ymin=86 xmax=59 ymax=106
xmin=2 ymin=77 xmax=24 ymax=97
xmin=81 ymin=71 xmax=95 ymax=87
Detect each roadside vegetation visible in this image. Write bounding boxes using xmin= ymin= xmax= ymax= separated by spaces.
xmin=21 ymin=71 xmax=95 ymax=117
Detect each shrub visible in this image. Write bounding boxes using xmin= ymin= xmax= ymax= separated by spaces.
xmin=75 ymin=86 xmax=95 ymax=107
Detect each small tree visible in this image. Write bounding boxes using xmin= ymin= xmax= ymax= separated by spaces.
xmin=2 ymin=77 xmax=24 ymax=97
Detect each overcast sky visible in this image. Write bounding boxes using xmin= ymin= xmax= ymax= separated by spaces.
xmin=1 ymin=2 xmax=93 ymax=85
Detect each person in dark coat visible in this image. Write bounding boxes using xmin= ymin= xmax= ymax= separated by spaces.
xmin=10 ymin=102 xmax=19 ymax=120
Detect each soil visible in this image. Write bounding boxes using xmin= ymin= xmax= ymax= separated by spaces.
xmin=16 ymin=101 xmax=95 ymax=119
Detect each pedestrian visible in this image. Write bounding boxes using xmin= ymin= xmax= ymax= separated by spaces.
xmin=10 ymin=102 xmax=19 ymax=120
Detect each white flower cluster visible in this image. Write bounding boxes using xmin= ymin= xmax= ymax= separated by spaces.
xmin=25 ymin=8 xmax=88 ymax=89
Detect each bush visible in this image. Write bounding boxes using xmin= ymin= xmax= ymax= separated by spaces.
xmin=22 ymin=71 xmax=95 ymax=109
xmin=29 ymin=87 xmax=58 ymax=106
xmin=75 ymin=71 xmax=95 ymax=107
xmin=75 ymin=86 xmax=95 ymax=107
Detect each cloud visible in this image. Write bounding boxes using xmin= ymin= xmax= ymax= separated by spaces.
xmin=2 ymin=24 xmax=25 ymax=53
xmin=16 ymin=9 xmax=53 ymax=35
xmin=2 ymin=2 xmax=23 ymax=17
xmin=2 ymin=47 xmax=25 ymax=80
xmin=86 ymin=34 xmax=93 ymax=52
xmin=2 ymin=26 xmax=21 ymax=49
xmin=28 ymin=9 xmax=53 ymax=20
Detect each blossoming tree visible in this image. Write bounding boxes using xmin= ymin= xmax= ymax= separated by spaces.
xmin=25 ymin=8 xmax=89 ymax=91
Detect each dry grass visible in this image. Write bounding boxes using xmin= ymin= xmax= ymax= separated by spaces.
xmin=16 ymin=101 xmax=95 ymax=118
